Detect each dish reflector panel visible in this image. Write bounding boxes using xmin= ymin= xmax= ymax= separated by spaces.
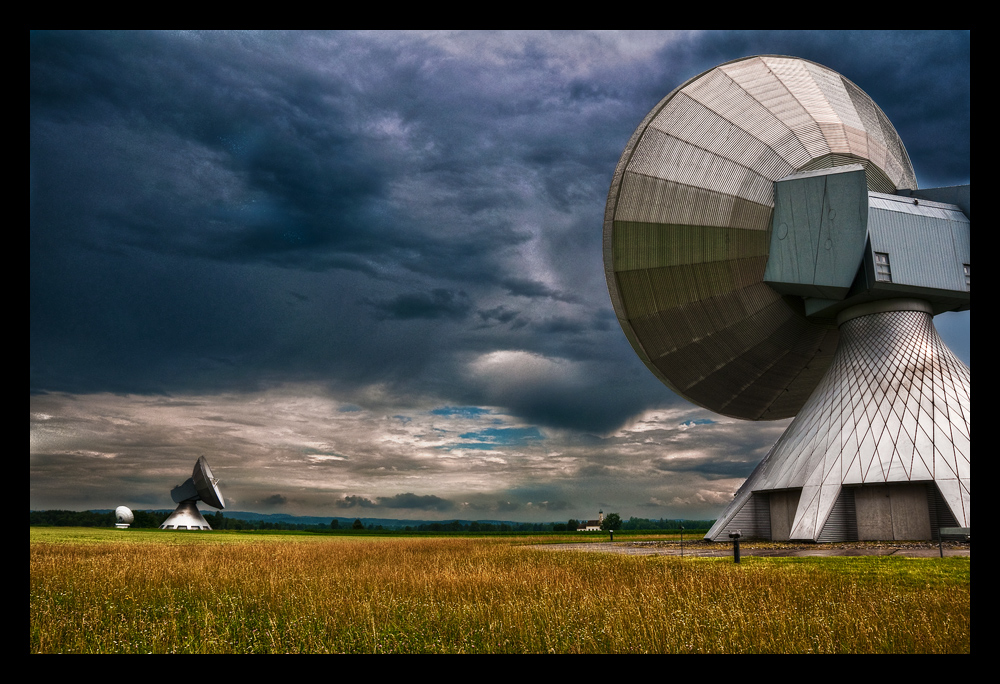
xmin=604 ymin=55 xmax=917 ymax=420
xmin=193 ymin=456 xmax=225 ymax=510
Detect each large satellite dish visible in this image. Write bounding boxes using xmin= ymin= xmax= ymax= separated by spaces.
xmin=605 ymin=55 xmax=970 ymax=542
xmin=160 ymin=456 xmax=225 ymax=530
xmin=605 ymin=55 xmax=917 ymax=421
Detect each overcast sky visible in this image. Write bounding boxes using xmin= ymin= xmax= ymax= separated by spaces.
xmin=30 ymin=31 xmax=970 ymax=522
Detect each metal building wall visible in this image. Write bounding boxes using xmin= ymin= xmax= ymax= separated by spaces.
xmin=708 ymin=491 xmax=771 ymax=541
xmin=867 ymin=194 xmax=971 ymax=297
xmin=816 ymin=487 xmax=858 ymax=543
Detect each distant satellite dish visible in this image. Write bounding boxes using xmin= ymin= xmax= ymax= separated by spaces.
xmin=160 ymin=456 xmax=225 ymax=531
xmin=115 ymin=505 xmax=134 ymax=529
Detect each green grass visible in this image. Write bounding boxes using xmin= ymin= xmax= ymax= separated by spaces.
xmin=30 ymin=528 xmax=970 ymax=653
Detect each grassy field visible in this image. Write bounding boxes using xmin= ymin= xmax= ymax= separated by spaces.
xmin=30 ymin=528 xmax=970 ymax=653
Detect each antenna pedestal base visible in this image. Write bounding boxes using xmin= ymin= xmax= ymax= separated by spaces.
xmin=160 ymin=500 xmax=213 ymax=530
xmin=706 ymin=305 xmax=969 ymax=542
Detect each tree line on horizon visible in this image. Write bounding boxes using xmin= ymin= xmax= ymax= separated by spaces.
xmin=28 ymin=510 xmax=328 ymax=531
xmin=30 ymin=510 xmax=714 ymax=532
xmin=30 ymin=509 xmax=169 ymax=528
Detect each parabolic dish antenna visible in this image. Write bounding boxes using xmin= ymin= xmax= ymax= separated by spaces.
xmin=160 ymin=456 xmax=225 ymax=531
xmin=605 ymin=55 xmax=969 ymax=542
xmin=605 ymin=55 xmax=917 ymax=421
xmin=115 ymin=505 xmax=134 ymax=529
xmin=191 ymin=455 xmax=225 ymax=509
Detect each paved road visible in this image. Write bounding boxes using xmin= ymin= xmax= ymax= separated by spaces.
xmin=530 ymin=540 xmax=970 ymax=558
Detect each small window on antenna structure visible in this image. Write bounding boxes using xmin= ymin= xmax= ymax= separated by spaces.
xmin=964 ymin=264 xmax=970 ymax=291
xmin=875 ymin=252 xmax=892 ymax=282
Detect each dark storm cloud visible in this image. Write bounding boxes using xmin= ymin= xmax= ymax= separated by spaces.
xmin=31 ymin=31 xmax=968 ymax=413
xmin=653 ymin=455 xmax=760 ymax=479
xmin=576 ymin=464 xmax=613 ymax=478
xmin=477 ymin=305 xmax=521 ymax=326
xmin=479 ymin=370 xmax=665 ymax=434
xmin=31 ymin=30 xmax=623 ymax=405
xmin=501 ymin=277 xmax=575 ymax=302
xmin=379 ymin=493 xmax=455 ymax=511
xmin=533 ymin=500 xmax=572 ymax=511
xmin=370 ymin=289 xmax=472 ymax=320
xmin=336 ymin=493 xmax=455 ymax=511
xmin=335 ymin=495 xmax=379 ymax=508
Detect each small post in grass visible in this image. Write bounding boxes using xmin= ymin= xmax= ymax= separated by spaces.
xmin=729 ymin=531 xmax=742 ymax=564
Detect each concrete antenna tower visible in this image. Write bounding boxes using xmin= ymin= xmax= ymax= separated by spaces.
xmin=160 ymin=456 xmax=225 ymax=530
xmin=604 ymin=55 xmax=969 ymax=542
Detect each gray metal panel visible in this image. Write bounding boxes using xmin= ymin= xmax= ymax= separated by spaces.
xmin=816 ymin=487 xmax=858 ymax=543
xmin=867 ymin=194 xmax=970 ymax=295
xmin=738 ymin=57 xmax=833 ymax=161
xmin=708 ymin=61 xmax=813 ymax=167
xmin=928 ymin=484 xmax=959 ymax=540
xmin=907 ymin=184 xmax=970 ymax=219
xmin=769 ymin=489 xmax=802 ymax=541
xmin=649 ymin=91 xmax=799 ymax=183
xmin=853 ymin=483 xmax=932 ymax=540
xmin=707 ymin=491 xmax=771 ymax=541
xmin=799 ymin=153 xmax=898 ymax=194
xmin=764 ymin=165 xmax=869 ymax=299
xmin=613 ymin=176 xmax=772 ymax=231
xmin=605 ymin=56 xmax=915 ymax=420
xmin=625 ymin=130 xmax=774 ymax=207
xmin=706 ymin=449 xmax=774 ymax=541
xmin=170 ymin=477 xmax=199 ymax=504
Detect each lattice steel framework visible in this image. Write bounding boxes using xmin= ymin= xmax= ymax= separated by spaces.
xmin=706 ymin=302 xmax=970 ymax=540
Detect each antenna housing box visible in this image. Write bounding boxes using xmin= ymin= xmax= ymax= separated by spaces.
xmin=764 ymin=166 xmax=970 ymax=320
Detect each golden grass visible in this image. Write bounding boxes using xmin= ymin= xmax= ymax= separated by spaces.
xmin=30 ymin=529 xmax=970 ymax=653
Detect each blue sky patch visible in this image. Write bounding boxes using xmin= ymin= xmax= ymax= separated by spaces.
xmin=431 ymin=406 xmax=492 ymax=418
xmin=436 ymin=425 xmax=545 ymax=451
xmin=680 ymin=419 xmax=716 ymax=427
